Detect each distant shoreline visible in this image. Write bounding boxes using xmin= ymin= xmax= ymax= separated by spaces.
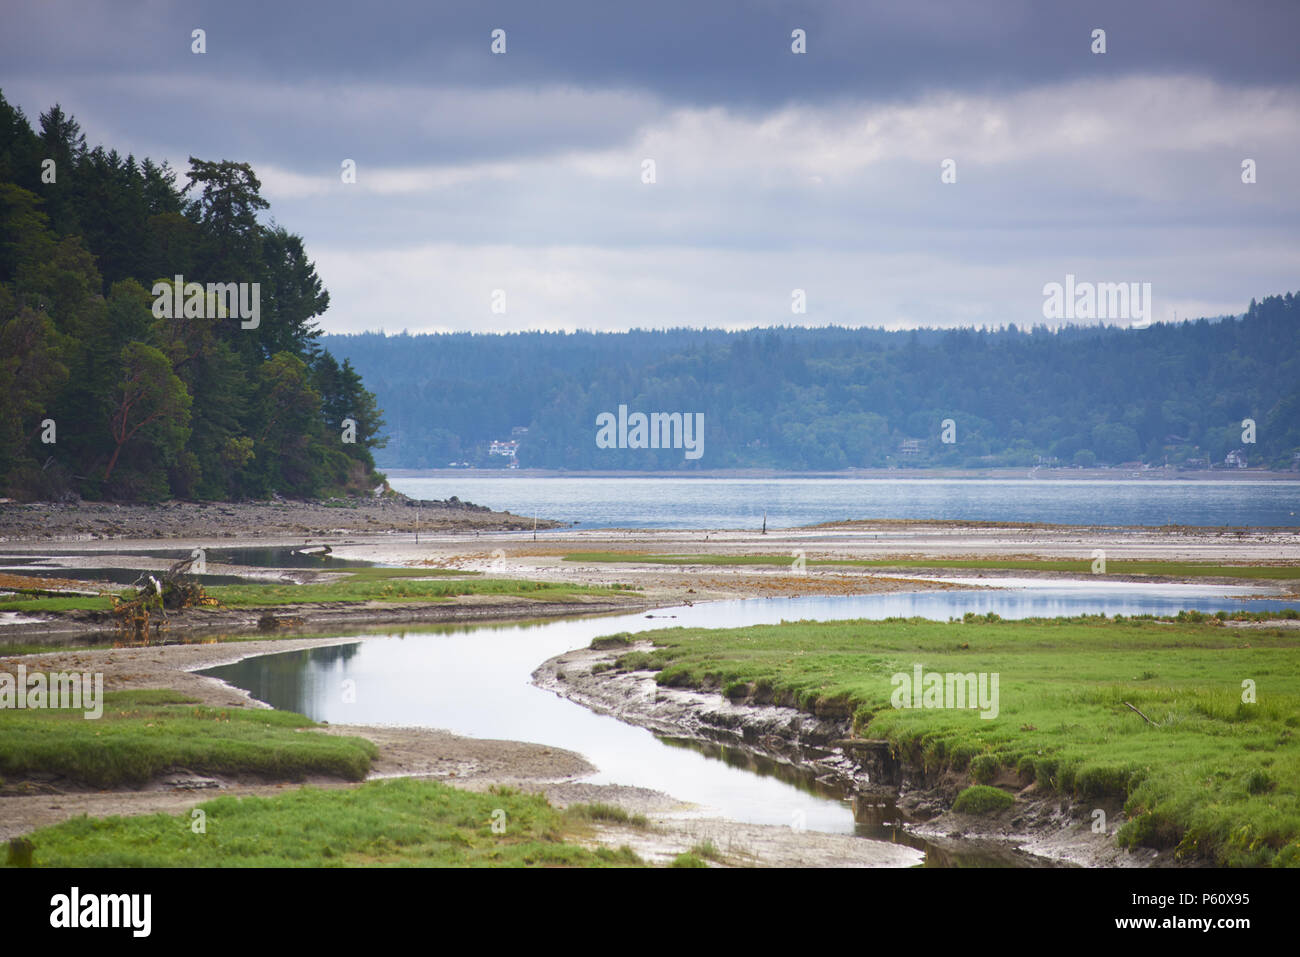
xmin=385 ymin=467 xmax=1300 ymax=482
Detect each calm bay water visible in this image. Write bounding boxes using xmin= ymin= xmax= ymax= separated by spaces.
xmin=386 ymin=473 xmax=1300 ymax=529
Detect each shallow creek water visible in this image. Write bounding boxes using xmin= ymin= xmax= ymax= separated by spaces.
xmin=202 ymin=586 xmax=1295 ymax=865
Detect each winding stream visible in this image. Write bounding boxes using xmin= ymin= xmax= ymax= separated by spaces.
xmin=201 ymin=585 xmax=1295 ymax=863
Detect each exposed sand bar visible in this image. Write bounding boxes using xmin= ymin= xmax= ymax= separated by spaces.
xmin=2 ymin=518 xmax=1296 ymax=644
xmin=320 ymin=521 xmax=1300 ymax=603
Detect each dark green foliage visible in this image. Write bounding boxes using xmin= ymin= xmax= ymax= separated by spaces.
xmin=0 ymin=91 xmax=384 ymax=501
xmin=326 ymin=295 xmax=1300 ymax=471
xmin=6 ymin=839 xmax=34 ymax=868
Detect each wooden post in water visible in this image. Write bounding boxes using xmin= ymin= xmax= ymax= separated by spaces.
xmin=416 ymin=506 xmax=420 ymax=544
xmin=762 ymin=510 xmax=767 ymax=535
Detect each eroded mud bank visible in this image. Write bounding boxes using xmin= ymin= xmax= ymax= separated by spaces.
xmin=533 ymin=640 xmax=1164 ymax=868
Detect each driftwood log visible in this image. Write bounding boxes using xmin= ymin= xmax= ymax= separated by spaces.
xmin=1123 ymin=701 xmax=1156 ymax=725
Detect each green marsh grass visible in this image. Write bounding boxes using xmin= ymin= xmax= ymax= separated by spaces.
xmin=0 ymin=566 xmax=635 ymax=616
xmin=0 ymin=595 xmax=115 ymax=613
xmin=207 ymin=574 xmax=631 ymax=607
xmin=7 ymin=778 xmax=645 ymax=868
xmin=590 ymin=615 xmax=1300 ymax=866
xmin=562 ymin=552 xmax=1300 ymax=581
xmin=0 ymin=689 xmax=376 ymax=787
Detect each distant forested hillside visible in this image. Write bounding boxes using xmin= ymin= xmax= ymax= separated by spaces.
xmin=0 ymin=93 xmax=384 ymax=501
xmin=324 ymin=294 xmax=1300 ymax=471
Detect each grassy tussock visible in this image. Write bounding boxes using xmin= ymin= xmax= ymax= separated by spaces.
xmin=564 ymin=802 xmax=649 ymax=828
xmin=953 ymin=785 xmax=1015 ymax=814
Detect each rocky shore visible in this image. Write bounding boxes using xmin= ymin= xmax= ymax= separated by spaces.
xmin=0 ymin=496 xmax=563 ymax=543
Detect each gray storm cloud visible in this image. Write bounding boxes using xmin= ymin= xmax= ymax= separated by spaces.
xmin=3 ymin=0 xmax=1297 ymax=332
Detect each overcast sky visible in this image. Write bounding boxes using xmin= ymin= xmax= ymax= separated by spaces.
xmin=4 ymin=0 xmax=1299 ymax=333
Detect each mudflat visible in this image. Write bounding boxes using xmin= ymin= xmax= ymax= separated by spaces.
xmin=2 ymin=504 xmax=1297 ymax=867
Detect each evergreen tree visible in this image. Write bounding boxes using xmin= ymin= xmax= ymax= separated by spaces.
xmin=0 ymin=91 xmax=385 ymax=501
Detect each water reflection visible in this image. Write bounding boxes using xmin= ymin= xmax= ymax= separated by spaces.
xmin=226 ymin=643 xmax=363 ymax=716
xmin=200 ymin=547 xmax=376 ymax=570
xmin=201 ymin=587 xmax=1295 ymax=863
xmin=0 ymin=564 xmax=249 ymax=586
xmin=661 ymin=736 xmax=1055 ymax=866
